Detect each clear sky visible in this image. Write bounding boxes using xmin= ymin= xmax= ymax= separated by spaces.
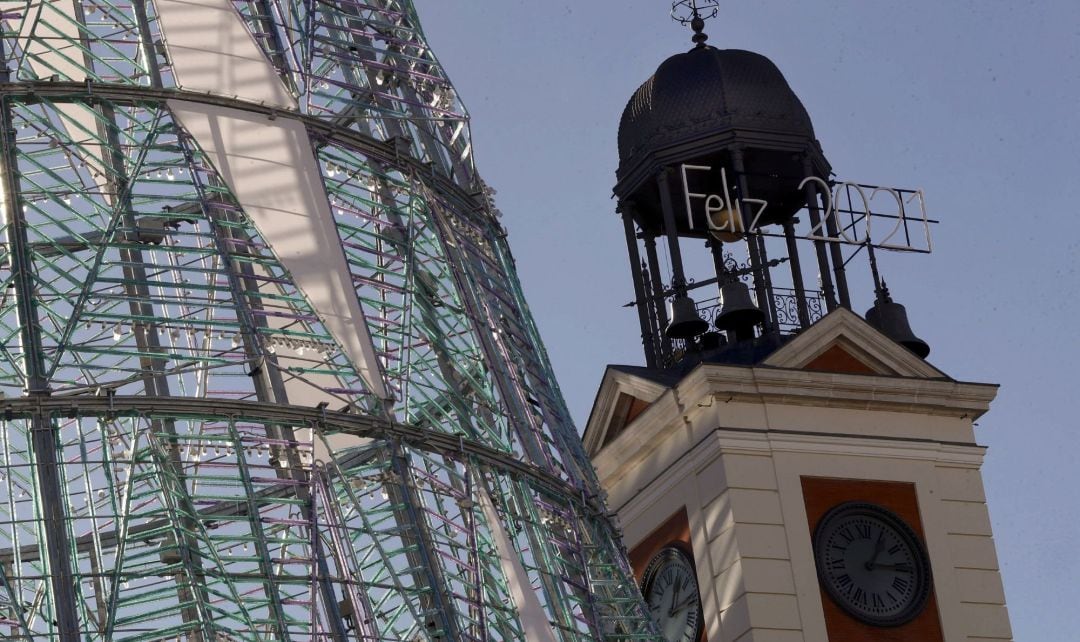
xmin=414 ymin=1 xmax=1079 ymax=639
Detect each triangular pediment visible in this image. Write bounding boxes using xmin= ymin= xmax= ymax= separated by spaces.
xmin=763 ymin=308 xmax=946 ymax=379
xmin=582 ymin=366 xmax=675 ymax=457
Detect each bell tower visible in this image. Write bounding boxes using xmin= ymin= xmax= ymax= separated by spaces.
xmin=585 ymin=3 xmax=1012 ymax=641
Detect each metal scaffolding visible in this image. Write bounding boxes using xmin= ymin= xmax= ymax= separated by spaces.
xmin=0 ymin=1 xmax=659 ymax=639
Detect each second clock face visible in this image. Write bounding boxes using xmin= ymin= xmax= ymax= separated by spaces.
xmin=813 ymin=502 xmax=932 ymax=626
xmin=641 ymin=546 xmax=703 ymax=642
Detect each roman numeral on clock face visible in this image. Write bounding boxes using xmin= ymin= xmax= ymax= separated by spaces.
xmin=684 ymin=608 xmax=699 ymax=637
xmin=813 ymin=503 xmax=931 ymax=626
xmin=642 ymin=546 xmax=704 ymax=642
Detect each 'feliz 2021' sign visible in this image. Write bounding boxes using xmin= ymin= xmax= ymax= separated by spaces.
xmin=678 ymin=164 xmax=934 ymax=253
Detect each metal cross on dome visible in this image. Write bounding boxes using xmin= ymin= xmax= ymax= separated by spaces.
xmin=671 ymin=0 xmax=719 ymax=45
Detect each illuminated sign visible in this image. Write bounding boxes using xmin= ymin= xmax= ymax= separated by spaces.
xmin=678 ymin=164 xmax=934 ymax=253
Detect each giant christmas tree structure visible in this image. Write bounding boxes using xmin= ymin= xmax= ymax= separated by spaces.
xmin=0 ymin=1 xmax=656 ymax=639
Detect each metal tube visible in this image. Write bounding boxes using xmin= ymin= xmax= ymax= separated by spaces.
xmin=621 ymin=206 xmax=657 ymax=368
xmin=656 ymin=168 xmax=689 ymax=291
xmin=643 ymin=234 xmax=671 ymax=362
xmin=100 ymin=102 xmax=214 ymax=642
xmin=0 ymin=96 xmax=80 ymax=641
xmin=731 ymin=149 xmax=774 ymax=333
xmin=0 ymin=31 xmax=76 ymax=633
xmin=708 ymin=238 xmax=728 ymax=284
xmin=132 ymin=0 xmax=163 ymax=88
xmin=186 ymin=169 xmax=349 ymax=641
xmin=825 ymin=208 xmax=852 ymax=308
xmin=388 ymin=445 xmax=461 ymax=641
xmin=333 ymin=2 xmax=471 ymax=186
xmin=783 ymin=220 xmax=811 ymax=328
xmin=802 ymin=159 xmax=838 ymax=312
xmin=251 ymin=0 xmax=297 ymax=94
xmin=754 ymin=232 xmax=777 ymax=329
xmin=812 ymin=173 xmax=852 ymax=309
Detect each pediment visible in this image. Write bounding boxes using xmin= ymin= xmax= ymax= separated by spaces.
xmin=763 ymin=308 xmax=946 ymax=379
xmin=582 ymin=366 xmax=675 ymax=457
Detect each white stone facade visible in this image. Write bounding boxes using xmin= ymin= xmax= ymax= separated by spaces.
xmin=586 ymin=309 xmax=1012 ymax=642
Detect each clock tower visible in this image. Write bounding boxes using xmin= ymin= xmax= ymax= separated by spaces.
xmin=584 ymin=4 xmax=1013 ymax=641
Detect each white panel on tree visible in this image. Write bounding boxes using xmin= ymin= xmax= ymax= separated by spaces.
xmin=168 ymin=99 xmax=390 ymax=402
xmin=155 ymin=0 xmax=294 ymax=108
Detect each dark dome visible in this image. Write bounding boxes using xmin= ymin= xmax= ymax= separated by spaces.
xmin=617 ymin=46 xmax=818 ymax=177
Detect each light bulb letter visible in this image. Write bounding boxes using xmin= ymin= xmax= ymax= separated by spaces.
xmin=743 ymin=198 xmax=768 ymax=232
xmin=679 ymin=163 xmax=713 ymax=231
xmin=719 ymin=166 xmax=742 ymax=229
xmin=704 ymin=194 xmax=729 ymax=233
xmin=836 ymin=182 xmax=871 ymax=244
xmin=799 ymin=175 xmax=835 ymax=241
xmin=871 ymin=186 xmax=906 ymax=249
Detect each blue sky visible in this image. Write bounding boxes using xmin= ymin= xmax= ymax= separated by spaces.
xmin=414 ymin=2 xmax=1080 ymax=638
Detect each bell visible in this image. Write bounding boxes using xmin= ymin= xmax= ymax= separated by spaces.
xmin=865 ymin=295 xmax=930 ymax=359
xmin=707 ymin=206 xmax=745 ymax=243
xmin=700 ymin=331 xmax=724 ymax=351
xmin=665 ymin=295 xmax=709 ymax=339
xmin=715 ymin=280 xmax=764 ymax=341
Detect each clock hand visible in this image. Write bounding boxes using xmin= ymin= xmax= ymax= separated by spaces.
xmin=864 ymin=530 xmax=886 ymax=570
xmin=668 ymin=592 xmax=697 ymax=617
xmin=868 ymin=561 xmax=913 ymax=572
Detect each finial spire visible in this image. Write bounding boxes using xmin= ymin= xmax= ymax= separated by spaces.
xmin=671 ymin=0 xmax=719 ymax=48
xmin=866 ymin=241 xmax=890 ymax=303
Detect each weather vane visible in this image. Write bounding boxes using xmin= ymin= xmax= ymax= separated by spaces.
xmin=671 ymin=0 xmax=719 ymax=46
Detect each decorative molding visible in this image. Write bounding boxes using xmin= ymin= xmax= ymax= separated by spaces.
xmin=594 ymin=363 xmax=995 ymax=496
xmin=688 ymin=363 xmax=996 ymax=418
xmin=583 ymin=367 xmax=672 ymax=456
xmin=604 ymin=424 xmax=986 ymax=518
xmin=763 ymin=308 xmax=945 ymax=379
xmin=590 ymin=309 xmax=997 ymax=468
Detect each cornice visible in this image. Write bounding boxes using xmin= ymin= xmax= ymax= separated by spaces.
xmin=607 ymin=423 xmax=987 ymax=519
xmin=583 ymin=367 xmax=675 ymax=456
xmin=684 ymin=363 xmax=997 ymax=418
xmin=593 ymin=364 xmax=996 ymax=504
xmin=762 ymin=307 xmax=946 ymax=378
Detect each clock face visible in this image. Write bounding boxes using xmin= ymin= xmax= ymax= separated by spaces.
xmin=812 ymin=502 xmax=932 ymax=627
xmin=641 ymin=546 xmax=703 ymax=642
